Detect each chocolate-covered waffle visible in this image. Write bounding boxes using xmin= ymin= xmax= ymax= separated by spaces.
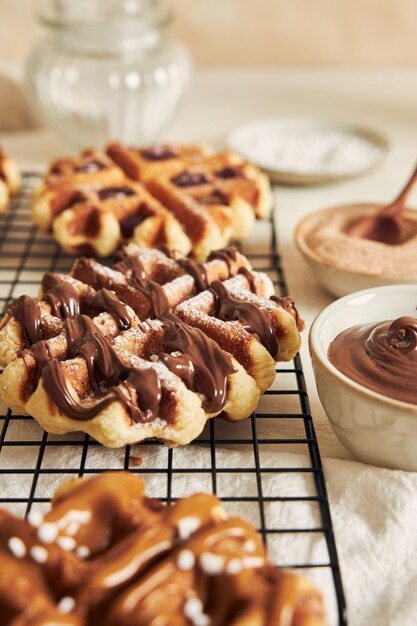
xmin=0 ymin=472 xmax=326 ymax=626
xmin=0 ymin=148 xmax=20 ymax=214
xmin=0 ymin=246 xmax=303 ymax=447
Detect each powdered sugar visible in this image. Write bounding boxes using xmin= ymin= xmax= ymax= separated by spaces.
xmin=250 ymin=129 xmax=385 ymax=175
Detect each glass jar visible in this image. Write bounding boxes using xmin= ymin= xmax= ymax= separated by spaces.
xmin=25 ymin=0 xmax=192 ymax=150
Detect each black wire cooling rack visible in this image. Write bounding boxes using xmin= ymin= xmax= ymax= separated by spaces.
xmin=0 ymin=172 xmax=347 ymax=625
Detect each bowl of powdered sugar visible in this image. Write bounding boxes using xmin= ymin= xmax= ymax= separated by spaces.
xmin=228 ymin=116 xmax=388 ymax=185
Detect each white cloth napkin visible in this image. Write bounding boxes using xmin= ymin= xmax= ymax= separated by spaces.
xmin=325 ymin=454 xmax=417 ymax=626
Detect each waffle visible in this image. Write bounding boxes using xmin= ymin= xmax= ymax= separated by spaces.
xmin=0 ymin=472 xmax=326 ymax=626
xmin=0 ymin=245 xmax=303 ymax=447
xmin=107 ymin=141 xmax=212 ymax=181
xmin=32 ymin=151 xmax=191 ymax=257
xmin=0 ymin=149 xmax=20 ymax=214
xmin=116 ymin=146 xmax=273 ymax=259
xmin=32 ymin=143 xmax=272 ymax=261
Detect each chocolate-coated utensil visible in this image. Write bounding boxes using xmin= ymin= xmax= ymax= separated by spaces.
xmin=346 ymin=163 xmax=417 ymax=244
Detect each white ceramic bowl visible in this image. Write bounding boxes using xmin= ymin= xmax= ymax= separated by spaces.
xmin=295 ymin=205 xmax=417 ymax=298
xmin=309 ymin=285 xmax=417 ymax=471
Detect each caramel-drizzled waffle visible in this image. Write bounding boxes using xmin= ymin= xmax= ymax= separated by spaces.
xmin=0 ymin=472 xmax=326 ymax=626
xmin=0 ymin=245 xmax=303 ymax=447
xmin=0 ymin=149 xmax=20 ymax=214
xmin=32 ymin=152 xmax=191 ymax=257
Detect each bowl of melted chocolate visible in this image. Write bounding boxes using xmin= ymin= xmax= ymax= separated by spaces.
xmin=310 ymin=285 xmax=417 ymax=471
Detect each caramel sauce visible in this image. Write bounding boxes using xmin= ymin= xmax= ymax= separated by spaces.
xmin=0 ymin=472 xmax=323 ymax=625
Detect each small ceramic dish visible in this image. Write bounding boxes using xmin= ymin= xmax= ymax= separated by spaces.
xmin=228 ymin=117 xmax=388 ymax=185
xmin=295 ymin=204 xmax=417 ymax=298
xmin=309 ymin=285 xmax=417 ymax=471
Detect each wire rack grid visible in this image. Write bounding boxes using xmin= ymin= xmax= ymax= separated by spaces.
xmin=0 ymin=172 xmax=347 ymax=625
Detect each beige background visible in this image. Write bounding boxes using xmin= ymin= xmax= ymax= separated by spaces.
xmin=1 ymin=0 xmax=417 ymax=69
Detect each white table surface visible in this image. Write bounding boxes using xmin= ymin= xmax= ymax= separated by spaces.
xmin=2 ymin=67 xmax=417 ymax=461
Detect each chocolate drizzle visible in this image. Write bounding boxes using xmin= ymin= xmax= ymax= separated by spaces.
xmin=177 ymin=258 xmax=208 ymax=292
xmin=41 ymin=315 xmax=162 ymax=423
xmin=238 ymin=267 xmax=257 ymax=293
xmin=97 ymin=186 xmax=136 ymax=201
xmin=141 ymin=146 xmax=177 ymax=161
xmin=216 ymin=166 xmax=243 ymax=179
xmin=42 ymin=274 xmax=80 ymax=320
xmin=210 ymin=280 xmax=278 ymax=356
xmin=158 ymin=245 xmax=178 ymax=260
xmin=85 ymin=289 xmax=132 ymax=330
xmin=270 ymin=295 xmax=304 ymax=332
xmin=115 ymin=254 xmax=147 ymax=282
xmin=328 ymin=315 xmax=417 ymax=405
xmin=196 ymin=191 xmax=229 ymax=206
xmin=160 ymin=315 xmax=236 ymax=413
xmin=115 ymin=255 xmax=170 ymax=318
xmin=208 ymin=247 xmax=238 ymax=274
xmin=11 ymin=296 xmax=42 ymax=348
xmin=171 ymin=171 xmax=213 ymax=187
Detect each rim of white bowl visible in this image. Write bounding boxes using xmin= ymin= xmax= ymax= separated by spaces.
xmin=295 ymin=205 xmax=417 ymax=280
xmin=309 ymin=284 xmax=417 ymax=411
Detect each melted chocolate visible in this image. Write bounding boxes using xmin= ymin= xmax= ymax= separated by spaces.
xmin=141 ymin=146 xmax=178 ymax=161
xmin=328 ymin=316 xmax=417 ymax=405
xmin=97 ymin=186 xmax=136 ymax=201
xmin=177 ymin=258 xmax=208 ymax=292
xmin=74 ymin=159 xmax=107 ymax=174
xmin=115 ymin=254 xmax=170 ymax=318
xmin=238 ymin=267 xmax=257 ymax=293
xmin=208 ymin=247 xmax=238 ymax=274
xmin=270 ymin=295 xmax=304 ymax=331
xmin=196 ymin=191 xmax=229 ymax=206
xmin=160 ymin=316 xmax=236 ymax=413
xmin=216 ymin=166 xmax=243 ymax=179
xmin=85 ymin=289 xmax=131 ymax=330
xmin=158 ymin=245 xmax=178 ymax=260
xmin=11 ymin=296 xmax=42 ymax=348
xmin=115 ymin=254 xmax=147 ymax=282
xmin=40 ymin=315 xmax=162 ymax=423
xmin=171 ymin=171 xmax=213 ymax=188
xmin=210 ymin=280 xmax=278 ymax=356
xmin=42 ymin=274 xmax=81 ymax=319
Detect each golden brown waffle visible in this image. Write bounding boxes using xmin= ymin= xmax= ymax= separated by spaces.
xmin=32 ymin=144 xmax=272 ymax=260
xmin=107 ymin=141 xmax=212 ymax=181
xmin=0 ymin=472 xmax=326 ymax=626
xmin=112 ymin=145 xmax=272 ymax=259
xmin=32 ymin=155 xmax=192 ymax=257
xmin=0 ymin=245 xmax=303 ymax=447
xmin=0 ymin=149 xmax=20 ymax=214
